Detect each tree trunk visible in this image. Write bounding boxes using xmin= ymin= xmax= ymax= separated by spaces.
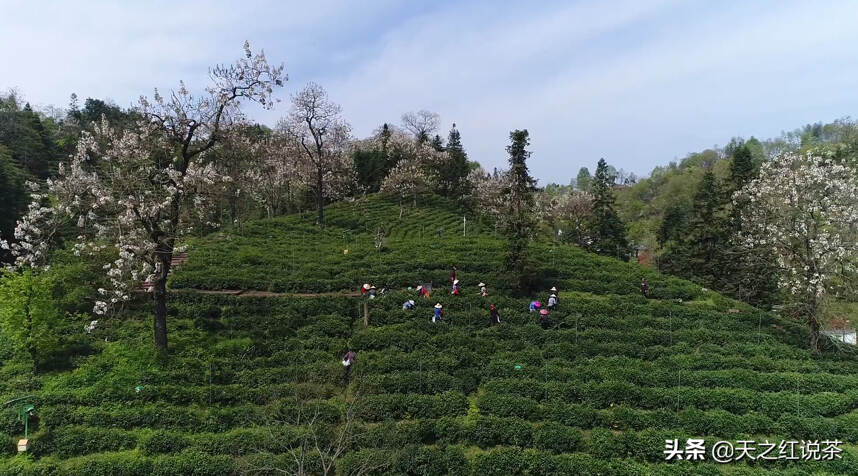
xmin=153 ymin=252 xmax=172 ymax=352
xmin=809 ymin=313 xmax=820 ymax=355
xmin=316 ymin=167 xmax=325 ymax=226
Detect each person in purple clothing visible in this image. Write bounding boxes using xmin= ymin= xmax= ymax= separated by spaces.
xmin=343 ymin=349 xmax=356 ymax=382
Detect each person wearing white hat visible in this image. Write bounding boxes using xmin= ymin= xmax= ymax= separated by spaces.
xmin=432 ymin=303 xmax=444 ymax=323
xmin=451 ymin=279 xmax=460 ymax=295
xmin=403 ymin=299 xmax=416 ymax=310
xmin=361 ymin=283 xmax=371 ymax=296
xmin=368 ymin=285 xmax=378 ymax=299
xmin=547 ymin=293 xmax=557 ymax=311
xmin=478 ymin=282 xmax=488 ymax=297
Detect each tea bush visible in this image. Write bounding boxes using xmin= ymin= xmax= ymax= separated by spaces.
xmin=4 ymin=196 xmax=857 ymax=474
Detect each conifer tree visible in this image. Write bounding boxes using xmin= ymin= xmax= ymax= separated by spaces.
xmin=687 ymin=170 xmax=727 ymax=286
xmin=503 ymin=130 xmax=537 ymax=292
xmin=588 ymin=158 xmax=629 ymax=260
xmin=436 ymin=123 xmax=471 ymax=199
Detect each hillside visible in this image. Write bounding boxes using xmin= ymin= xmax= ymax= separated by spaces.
xmin=2 ymin=195 xmax=857 ymax=475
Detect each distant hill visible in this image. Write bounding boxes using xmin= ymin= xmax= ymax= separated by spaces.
xmin=2 ymin=195 xmax=856 ymax=475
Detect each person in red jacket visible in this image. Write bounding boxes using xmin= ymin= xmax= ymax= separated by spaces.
xmin=451 ymin=279 xmax=460 ymax=295
xmin=450 ymin=266 xmax=457 ymax=283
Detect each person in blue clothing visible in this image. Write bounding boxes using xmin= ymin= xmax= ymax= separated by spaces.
xmin=529 ymin=300 xmax=541 ymax=312
xmin=432 ymin=303 xmax=444 ymax=323
xmin=403 ymin=299 xmax=416 ymax=310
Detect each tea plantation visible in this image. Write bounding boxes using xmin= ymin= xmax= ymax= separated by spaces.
xmin=2 ymin=195 xmax=858 ymax=475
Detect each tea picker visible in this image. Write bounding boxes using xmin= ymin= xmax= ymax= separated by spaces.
xmin=451 ymin=279 xmax=460 ymax=295
xmin=479 ymin=282 xmax=488 ymax=297
xmin=490 ymin=304 xmax=500 ymax=325
xmin=529 ymin=300 xmax=541 ymax=312
xmin=640 ymin=277 xmax=649 ymax=298
xmin=539 ymin=309 xmax=550 ymax=329
xmin=403 ymin=299 xmax=416 ymax=310
xmin=547 ymin=293 xmax=557 ymax=311
xmin=432 ymin=303 xmax=444 ymax=323
xmin=342 ymin=349 xmax=356 ymax=383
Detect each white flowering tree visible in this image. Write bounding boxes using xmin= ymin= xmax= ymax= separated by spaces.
xmin=379 ymin=138 xmax=444 ymax=208
xmin=243 ymin=135 xmax=307 ymax=218
xmin=467 ymin=167 xmax=509 ymax=231
xmin=543 ymin=190 xmax=594 ymax=247
xmin=736 ymin=152 xmax=858 ymax=354
xmin=279 ymin=83 xmax=352 ymax=225
xmin=3 ymin=42 xmax=284 ymax=352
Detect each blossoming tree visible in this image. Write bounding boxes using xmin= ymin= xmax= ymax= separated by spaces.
xmin=3 ymin=42 xmax=284 ymax=352
xmin=279 ymin=83 xmax=352 ymax=226
xmin=736 ymin=152 xmax=858 ymax=354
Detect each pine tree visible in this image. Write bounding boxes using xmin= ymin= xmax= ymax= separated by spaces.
xmin=576 ymin=167 xmax=592 ymax=192
xmin=503 ymin=130 xmax=537 ymax=292
xmin=656 ymin=204 xmax=692 ymax=278
xmin=723 ymin=143 xmax=779 ymax=306
xmin=687 ymin=170 xmax=727 ymax=285
xmin=430 ymin=134 xmax=444 ymax=152
xmin=588 ymin=159 xmax=630 ymax=260
xmin=436 ymin=123 xmax=471 ymax=200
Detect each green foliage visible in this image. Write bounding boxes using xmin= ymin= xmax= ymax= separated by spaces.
xmin=4 ymin=198 xmax=857 ymax=474
xmin=589 ymin=158 xmax=630 ymax=260
xmin=0 ymin=269 xmax=66 ymax=369
xmin=0 ymin=145 xmax=27 ymax=254
xmin=435 ymin=124 xmax=471 ymax=200
xmin=502 ymin=129 xmax=538 ymax=293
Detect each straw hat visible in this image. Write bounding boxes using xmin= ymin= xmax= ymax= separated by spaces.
xmin=540 ymin=309 xmax=548 ymax=315
xmin=363 ymin=283 xmax=370 ymax=290
xmin=550 ymin=286 xmax=557 ymax=292
xmin=408 ymin=300 xmax=415 ymax=305
xmin=453 ymin=279 xmax=459 ymax=285
xmin=478 ymin=282 xmax=485 ymax=287
xmin=434 ymin=303 xmax=443 ymax=309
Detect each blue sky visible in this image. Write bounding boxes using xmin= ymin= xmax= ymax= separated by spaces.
xmin=4 ymin=0 xmax=858 ymax=182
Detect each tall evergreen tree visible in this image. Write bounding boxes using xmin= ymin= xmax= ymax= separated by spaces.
xmin=687 ymin=170 xmax=727 ymax=285
xmin=723 ymin=143 xmax=779 ymax=306
xmin=430 ymin=134 xmax=444 ymax=152
xmin=436 ymin=123 xmax=471 ymax=200
xmin=576 ymin=167 xmax=592 ymax=192
xmin=503 ymin=129 xmax=537 ymax=292
xmin=588 ymin=159 xmax=630 ymax=260
xmin=656 ymin=204 xmax=692 ymax=278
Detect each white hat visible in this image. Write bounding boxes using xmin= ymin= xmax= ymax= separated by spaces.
xmin=363 ymin=283 xmax=370 ymax=289
xmin=478 ymin=282 xmax=485 ymax=287
xmin=453 ymin=279 xmax=459 ymax=285
xmin=550 ymin=286 xmax=557 ymax=292
xmin=408 ymin=300 xmax=415 ymax=305
xmin=434 ymin=303 xmax=443 ymax=309
xmin=416 ymin=285 xmax=423 ymax=290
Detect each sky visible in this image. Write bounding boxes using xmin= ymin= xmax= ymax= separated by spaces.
xmin=4 ymin=0 xmax=858 ymax=182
